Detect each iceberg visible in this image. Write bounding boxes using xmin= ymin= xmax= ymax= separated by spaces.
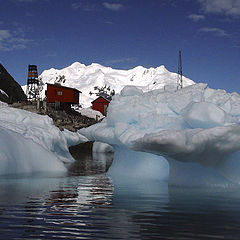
xmin=80 ymin=84 xmax=240 ymax=186
xmin=0 ymin=103 xmax=87 ymax=176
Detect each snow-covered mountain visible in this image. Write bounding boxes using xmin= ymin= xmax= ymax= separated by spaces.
xmin=40 ymin=62 xmax=195 ymax=108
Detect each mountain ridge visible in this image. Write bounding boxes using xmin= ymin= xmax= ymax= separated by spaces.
xmin=39 ymin=62 xmax=195 ymax=108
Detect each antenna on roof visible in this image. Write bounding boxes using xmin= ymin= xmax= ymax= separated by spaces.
xmin=177 ymin=50 xmax=183 ymax=90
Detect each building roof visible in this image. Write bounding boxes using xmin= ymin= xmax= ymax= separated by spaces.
xmin=91 ymin=95 xmax=111 ymax=103
xmin=47 ymin=83 xmax=82 ymax=93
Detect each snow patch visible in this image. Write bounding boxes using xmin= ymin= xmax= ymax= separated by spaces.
xmin=0 ymin=89 xmax=8 ymax=97
xmin=76 ymin=107 xmax=104 ymax=120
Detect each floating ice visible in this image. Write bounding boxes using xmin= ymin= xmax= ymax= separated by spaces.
xmin=0 ymin=127 xmax=66 ymax=175
xmin=0 ymin=103 xmax=87 ymax=176
xmin=182 ymin=101 xmax=226 ymax=128
xmin=80 ymin=83 xmax=240 ymax=186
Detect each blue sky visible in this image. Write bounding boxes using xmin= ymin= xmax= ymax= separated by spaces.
xmin=0 ymin=0 xmax=239 ymax=92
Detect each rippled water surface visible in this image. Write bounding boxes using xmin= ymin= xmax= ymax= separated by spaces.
xmin=1 ymin=152 xmax=240 ymax=239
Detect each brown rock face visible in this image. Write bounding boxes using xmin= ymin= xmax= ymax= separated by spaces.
xmin=0 ymin=64 xmax=27 ymax=103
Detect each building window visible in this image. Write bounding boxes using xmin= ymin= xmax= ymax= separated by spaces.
xmin=57 ymin=91 xmax=62 ymax=96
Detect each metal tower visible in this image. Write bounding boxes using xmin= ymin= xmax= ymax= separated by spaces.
xmin=26 ymin=64 xmax=40 ymax=101
xmin=177 ymin=50 xmax=183 ymax=90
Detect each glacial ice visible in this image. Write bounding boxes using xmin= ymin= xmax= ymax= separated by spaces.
xmin=0 ymin=103 xmax=88 ymax=176
xmin=0 ymin=127 xmax=67 ymax=175
xmin=80 ymin=83 xmax=240 ymax=186
xmin=93 ymin=142 xmax=114 ymax=153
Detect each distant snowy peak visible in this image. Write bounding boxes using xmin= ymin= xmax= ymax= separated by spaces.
xmin=40 ymin=62 xmax=195 ymax=107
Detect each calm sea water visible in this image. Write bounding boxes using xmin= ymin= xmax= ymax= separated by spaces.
xmin=1 ymin=151 xmax=240 ymax=239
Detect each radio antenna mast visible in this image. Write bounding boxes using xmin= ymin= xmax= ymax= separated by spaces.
xmin=177 ymin=50 xmax=183 ymax=90
xmin=26 ymin=64 xmax=40 ymax=101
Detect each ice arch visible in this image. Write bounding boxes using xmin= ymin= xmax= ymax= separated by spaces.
xmin=80 ymin=84 xmax=240 ymax=186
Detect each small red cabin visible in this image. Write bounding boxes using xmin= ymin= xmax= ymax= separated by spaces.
xmin=46 ymin=83 xmax=81 ymax=110
xmin=91 ymin=96 xmax=110 ymax=115
xmin=46 ymin=83 xmax=80 ymax=104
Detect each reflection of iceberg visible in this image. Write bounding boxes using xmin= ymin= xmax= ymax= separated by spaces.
xmin=80 ymin=84 xmax=240 ymax=186
xmin=0 ymin=174 xmax=114 ymax=238
xmin=108 ymin=147 xmax=168 ymax=181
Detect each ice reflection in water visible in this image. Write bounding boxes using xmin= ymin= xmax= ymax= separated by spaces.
xmin=1 ymin=150 xmax=240 ymax=239
xmin=0 ymin=174 xmax=114 ymax=239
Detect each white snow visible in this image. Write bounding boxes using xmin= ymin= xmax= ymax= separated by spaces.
xmin=0 ymin=101 xmax=7 ymax=107
xmin=28 ymin=62 xmax=194 ymax=108
xmin=75 ymin=107 xmax=104 ymax=121
xmin=0 ymin=102 xmax=88 ymax=176
xmin=0 ymin=89 xmax=8 ymax=97
xmin=79 ymin=83 xmax=240 ymax=185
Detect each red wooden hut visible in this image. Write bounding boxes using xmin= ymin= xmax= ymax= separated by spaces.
xmin=46 ymin=83 xmax=81 ymax=110
xmin=91 ymin=96 xmax=111 ymax=115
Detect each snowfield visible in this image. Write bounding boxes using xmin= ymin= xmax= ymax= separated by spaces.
xmin=38 ymin=62 xmax=194 ymax=108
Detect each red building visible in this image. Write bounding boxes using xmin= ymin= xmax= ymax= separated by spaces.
xmin=46 ymin=83 xmax=81 ymax=110
xmin=91 ymin=96 xmax=111 ymax=115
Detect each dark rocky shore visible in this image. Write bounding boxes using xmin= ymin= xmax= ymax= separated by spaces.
xmin=10 ymin=101 xmax=98 ymax=132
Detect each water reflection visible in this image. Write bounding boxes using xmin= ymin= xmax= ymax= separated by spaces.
xmin=0 ymin=174 xmax=114 ymax=239
xmin=68 ymin=142 xmax=113 ymax=176
xmin=130 ymin=186 xmax=240 ymax=239
xmin=1 ymin=149 xmax=240 ymax=239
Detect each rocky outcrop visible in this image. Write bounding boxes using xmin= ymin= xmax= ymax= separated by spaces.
xmin=0 ymin=64 xmax=27 ymax=103
xmin=11 ymin=101 xmax=98 ymax=132
xmin=47 ymin=108 xmax=97 ymax=132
